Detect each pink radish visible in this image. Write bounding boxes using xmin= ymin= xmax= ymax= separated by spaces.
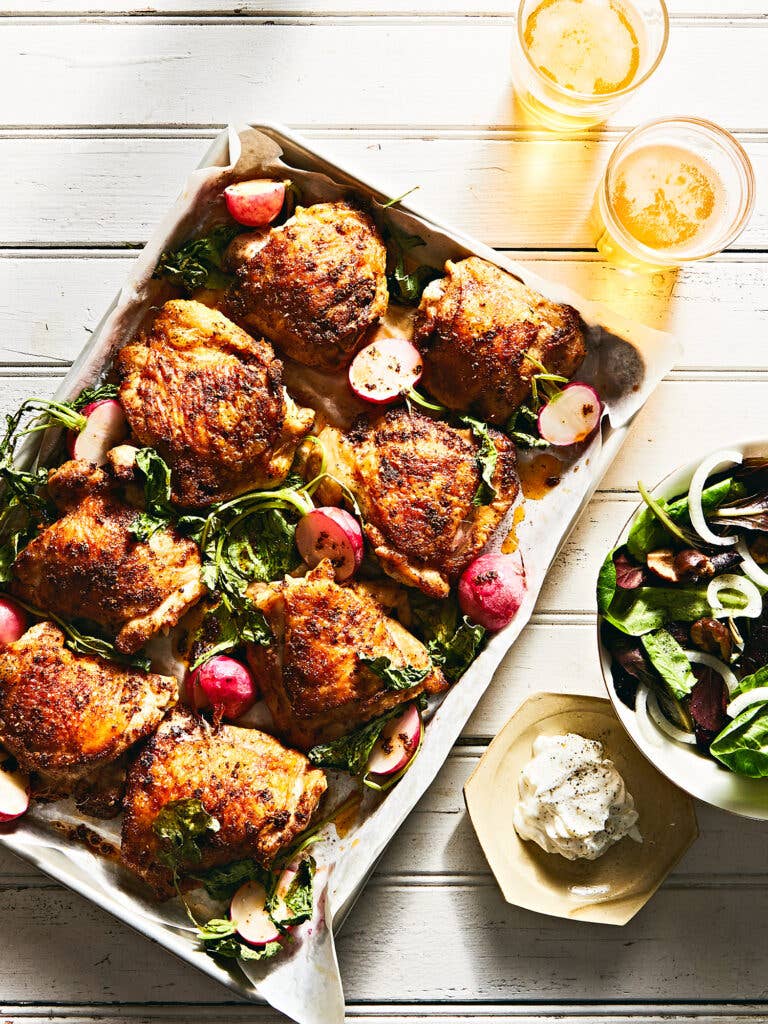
xmin=224 ymin=180 xmax=286 ymax=227
xmin=367 ymin=704 xmax=423 ymax=777
xmin=295 ymin=507 xmax=364 ymax=581
xmin=188 ymin=655 xmax=258 ymax=720
xmin=458 ymin=552 xmax=526 ymax=632
xmin=67 ymin=399 xmax=128 ymax=465
xmin=537 ymin=382 xmax=602 ymax=447
xmin=184 ymin=668 xmax=210 ymax=712
xmin=0 ymin=756 xmax=30 ymax=823
xmin=230 ymin=880 xmax=281 ymax=947
xmin=0 ymin=598 xmax=27 ymax=647
xmin=348 ymin=336 xmax=423 ymax=405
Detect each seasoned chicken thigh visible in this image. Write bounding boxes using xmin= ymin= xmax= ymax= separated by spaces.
xmin=315 ymin=407 xmax=518 ymax=597
xmin=247 ymin=560 xmax=447 ymax=750
xmin=0 ymin=622 xmax=176 ymax=791
xmin=224 ymin=202 xmax=388 ymax=371
xmin=414 ymin=257 xmax=586 ymax=424
xmin=11 ymin=460 xmax=204 ymax=654
xmin=121 ymin=710 xmax=327 ymax=898
xmin=117 ymin=299 xmax=314 ymax=507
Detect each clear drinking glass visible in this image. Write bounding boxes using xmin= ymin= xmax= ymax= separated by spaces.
xmin=512 ymin=0 xmax=669 ymax=130
xmin=593 ymin=116 xmax=756 ymax=272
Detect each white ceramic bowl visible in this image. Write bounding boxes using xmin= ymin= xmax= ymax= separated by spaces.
xmin=598 ymin=439 xmax=768 ymax=820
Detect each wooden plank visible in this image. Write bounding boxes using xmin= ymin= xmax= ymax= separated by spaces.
xmin=2 ymin=21 xmax=768 ymax=132
xmin=0 ymin=882 xmax=765 ymax=1003
xmin=1 ymin=1013 xmax=767 ymax=1024
xmin=3 ymin=1013 xmax=768 ymax=1023
xmin=2 ymin=250 xmax=766 ymax=370
xmin=2 ymin=136 xmax=765 ymax=252
xmin=6 ymin=0 xmax=768 ymax=14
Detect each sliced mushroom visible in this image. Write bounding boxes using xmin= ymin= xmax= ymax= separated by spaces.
xmin=646 ymin=548 xmax=679 ymax=583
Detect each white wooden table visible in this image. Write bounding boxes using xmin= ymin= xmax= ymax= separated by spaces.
xmin=2 ymin=2 xmax=768 ymax=1022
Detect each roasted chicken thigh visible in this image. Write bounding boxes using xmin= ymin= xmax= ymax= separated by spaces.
xmin=0 ymin=622 xmax=176 ymax=791
xmin=121 ymin=710 xmax=327 ymax=898
xmin=11 ymin=460 xmax=204 ymax=654
xmin=224 ymin=202 xmax=388 ymax=371
xmin=315 ymin=407 xmax=518 ymax=597
xmin=247 ymin=560 xmax=447 ymax=750
xmin=117 ymin=299 xmax=314 ymax=507
xmin=413 ymin=257 xmax=586 ymax=424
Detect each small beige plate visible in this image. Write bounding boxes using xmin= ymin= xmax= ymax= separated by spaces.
xmin=463 ymin=692 xmax=698 ymax=926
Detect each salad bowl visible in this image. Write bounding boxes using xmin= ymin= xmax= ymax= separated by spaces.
xmin=598 ymin=438 xmax=768 ymax=819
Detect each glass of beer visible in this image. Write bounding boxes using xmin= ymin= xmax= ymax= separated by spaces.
xmin=594 ymin=117 xmax=756 ymax=272
xmin=512 ymin=0 xmax=669 ymax=130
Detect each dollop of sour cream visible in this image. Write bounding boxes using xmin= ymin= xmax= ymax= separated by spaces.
xmin=513 ymin=733 xmax=642 ymax=861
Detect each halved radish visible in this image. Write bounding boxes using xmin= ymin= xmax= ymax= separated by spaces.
xmin=188 ymin=655 xmax=258 ymax=720
xmin=224 ymin=179 xmax=286 ymax=227
xmin=67 ymin=399 xmax=128 ymax=465
xmin=230 ymin=880 xmax=280 ymax=947
xmin=537 ymin=382 xmax=602 ymax=447
xmin=0 ymin=756 xmax=30 ymax=823
xmin=367 ymin=704 xmax=423 ymax=777
xmin=0 ymin=598 xmax=27 ymax=647
xmin=458 ymin=552 xmax=526 ymax=632
xmin=348 ymin=336 xmax=423 ymax=405
xmin=295 ymin=507 xmax=364 ymax=581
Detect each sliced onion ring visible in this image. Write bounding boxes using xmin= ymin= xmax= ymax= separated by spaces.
xmin=706 ymin=574 xmax=762 ymax=621
xmin=684 ymin=648 xmax=739 ymax=695
xmin=644 ymin=687 xmax=697 ymax=745
xmin=726 ymin=686 xmax=768 ymax=720
xmin=736 ymin=537 xmax=768 ymax=589
xmin=687 ymin=449 xmax=742 ymax=546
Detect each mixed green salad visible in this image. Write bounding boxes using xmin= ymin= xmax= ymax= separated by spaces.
xmin=599 ymin=449 xmax=768 ymax=779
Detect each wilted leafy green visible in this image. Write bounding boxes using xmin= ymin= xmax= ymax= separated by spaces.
xmin=153 ymin=798 xmax=221 ymax=871
xmin=409 ymin=592 xmax=485 ymax=682
xmin=359 ymin=655 xmax=429 ymax=691
xmin=153 ymin=224 xmax=241 ymax=294
xmin=386 ymin=227 xmax=440 ymax=305
xmin=459 ymin=415 xmax=498 ymax=506
xmin=308 ymin=706 xmax=403 ymax=775
xmin=130 ymin=448 xmax=175 ymax=541
xmin=506 ymin=403 xmax=549 ymax=449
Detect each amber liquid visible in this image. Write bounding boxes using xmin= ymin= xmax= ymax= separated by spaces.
xmin=598 ymin=144 xmax=728 ymax=269
xmin=523 ymin=0 xmax=643 ymax=97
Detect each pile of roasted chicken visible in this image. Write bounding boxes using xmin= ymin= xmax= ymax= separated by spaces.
xmin=0 ymin=195 xmax=585 ymax=903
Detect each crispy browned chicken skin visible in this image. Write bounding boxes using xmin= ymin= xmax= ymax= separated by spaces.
xmin=413 ymin=257 xmax=586 ymax=424
xmin=121 ymin=710 xmax=327 ymax=898
xmin=247 ymin=560 xmax=447 ymax=750
xmin=11 ymin=460 xmax=204 ymax=654
xmin=224 ymin=202 xmax=389 ymax=371
xmin=117 ymin=300 xmax=314 ymax=508
xmin=0 ymin=622 xmax=176 ymax=791
xmin=315 ymin=407 xmax=519 ymax=597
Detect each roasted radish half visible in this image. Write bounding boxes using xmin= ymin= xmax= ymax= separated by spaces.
xmin=230 ymin=880 xmax=281 ymax=947
xmin=67 ymin=399 xmax=128 ymax=465
xmin=0 ymin=755 xmax=30 ymax=823
xmin=224 ymin=179 xmax=286 ymax=227
xmin=348 ymin=336 xmax=423 ymax=405
xmin=458 ymin=552 xmax=526 ymax=632
xmin=366 ymin=704 xmax=423 ymax=779
xmin=0 ymin=598 xmax=27 ymax=647
xmin=188 ymin=655 xmax=258 ymax=720
xmin=295 ymin=507 xmax=364 ymax=581
xmin=537 ymin=383 xmax=601 ymax=447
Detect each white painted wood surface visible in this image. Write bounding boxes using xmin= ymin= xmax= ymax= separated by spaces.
xmin=2 ymin=2 xmax=768 ymax=1021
